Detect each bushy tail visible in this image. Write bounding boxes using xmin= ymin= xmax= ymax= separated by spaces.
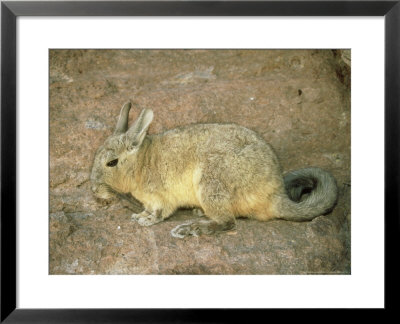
xmin=276 ymin=167 xmax=338 ymax=221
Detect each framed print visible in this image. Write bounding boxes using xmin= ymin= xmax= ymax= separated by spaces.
xmin=1 ymin=0 xmax=399 ymax=322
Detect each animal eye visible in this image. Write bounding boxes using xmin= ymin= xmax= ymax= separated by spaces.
xmin=106 ymin=159 xmax=118 ymax=167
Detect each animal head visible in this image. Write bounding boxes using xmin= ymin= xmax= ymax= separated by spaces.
xmin=90 ymin=102 xmax=153 ymax=199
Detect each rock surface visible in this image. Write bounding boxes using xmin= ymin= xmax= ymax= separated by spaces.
xmin=49 ymin=49 xmax=351 ymax=274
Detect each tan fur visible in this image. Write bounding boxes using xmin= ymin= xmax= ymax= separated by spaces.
xmin=90 ymin=102 xmax=338 ymax=237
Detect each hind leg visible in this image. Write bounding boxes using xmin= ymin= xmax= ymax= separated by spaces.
xmin=171 ymin=180 xmax=236 ymax=238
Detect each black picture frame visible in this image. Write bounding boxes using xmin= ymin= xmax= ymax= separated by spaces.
xmin=1 ymin=1 xmax=398 ymax=322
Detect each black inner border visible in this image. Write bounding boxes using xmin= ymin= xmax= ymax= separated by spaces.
xmin=1 ymin=1 xmax=399 ymax=322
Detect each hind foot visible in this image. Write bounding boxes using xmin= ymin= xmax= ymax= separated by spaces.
xmin=171 ymin=218 xmax=236 ymax=238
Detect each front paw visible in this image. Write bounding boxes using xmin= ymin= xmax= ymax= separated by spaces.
xmin=192 ymin=208 xmax=205 ymax=217
xmin=131 ymin=211 xmax=148 ymax=221
xmin=137 ymin=212 xmax=163 ymax=227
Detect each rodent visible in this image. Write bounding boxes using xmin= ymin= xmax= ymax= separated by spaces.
xmin=90 ymin=101 xmax=338 ymax=238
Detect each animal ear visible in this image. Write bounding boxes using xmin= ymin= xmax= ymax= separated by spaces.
xmin=125 ymin=108 xmax=154 ymax=151
xmin=114 ymin=101 xmax=132 ymax=135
